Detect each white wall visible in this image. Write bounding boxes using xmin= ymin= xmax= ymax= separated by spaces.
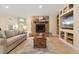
xmin=0 ymin=16 xmax=9 ymax=30
xmin=74 ymin=5 xmax=79 ymax=50
xmin=49 ymin=16 xmax=57 ymax=36
xmin=26 ymin=16 xmax=32 ymax=34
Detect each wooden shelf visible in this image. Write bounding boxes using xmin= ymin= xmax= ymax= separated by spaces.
xmin=67 ymin=38 xmax=73 ymax=44
xmin=60 ymin=8 xmax=73 ymax=17
xmin=69 ymin=4 xmax=73 ymax=9
xmin=60 ymin=31 xmax=65 ymax=39
xmin=63 ymin=6 xmax=68 ymax=13
xmin=57 ymin=14 xmax=59 ymax=35
xmin=67 ymin=36 xmax=73 ymax=39
xmin=67 ymin=33 xmax=73 ymax=39
xmin=60 ymin=11 xmax=62 ymax=14
xmin=60 ymin=29 xmax=73 ymax=33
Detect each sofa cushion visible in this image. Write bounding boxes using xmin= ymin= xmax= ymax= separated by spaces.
xmin=5 ymin=30 xmax=17 ymax=38
xmin=0 ymin=31 xmax=6 ymax=38
xmin=15 ymin=34 xmax=26 ymax=40
xmin=7 ymin=34 xmax=26 ymax=46
xmin=18 ymin=29 xmax=24 ymax=34
xmin=7 ymin=36 xmax=19 ymax=46
xmin=0 ymin=31 xmax=3 ymax=38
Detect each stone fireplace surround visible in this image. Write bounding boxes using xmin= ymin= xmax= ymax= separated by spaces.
xmin=31 ymin=16 xmax=49 ymax=36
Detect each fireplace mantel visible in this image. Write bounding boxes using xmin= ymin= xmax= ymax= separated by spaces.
xmin=34 ymin=20 xmax=48 ymax=24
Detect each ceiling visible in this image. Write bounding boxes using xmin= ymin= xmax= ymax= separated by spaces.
xmin=0 ymin=4 xmax=65 ymax=17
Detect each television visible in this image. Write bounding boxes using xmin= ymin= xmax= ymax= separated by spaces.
xmin=61 ymin=16 xmax=74 ymax=29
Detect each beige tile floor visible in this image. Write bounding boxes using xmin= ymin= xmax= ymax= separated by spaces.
xmin=9 ymin=37 xmax=79 ymax=54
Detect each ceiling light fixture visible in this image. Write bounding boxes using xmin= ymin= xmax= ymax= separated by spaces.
xmin=39 ymin=5 xmax=42 ymax=8
xmin=5 ymin=6 xmax=9 ymax=8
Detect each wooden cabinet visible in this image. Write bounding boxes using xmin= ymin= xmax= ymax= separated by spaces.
xmin=33 ymin=33 xmax=46 ymax=48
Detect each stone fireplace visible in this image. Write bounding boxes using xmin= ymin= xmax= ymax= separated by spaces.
xmin=31 ymin=16 xmax=49 ymax=35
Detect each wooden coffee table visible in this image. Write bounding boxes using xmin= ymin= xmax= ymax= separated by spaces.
xmin=33 ymin=33 xmax=47 ymax=48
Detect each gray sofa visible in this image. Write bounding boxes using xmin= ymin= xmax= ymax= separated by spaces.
xmin=0 ymin=30 xmax=27 ymax=54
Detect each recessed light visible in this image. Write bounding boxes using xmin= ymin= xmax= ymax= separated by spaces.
xmin=39 ymin=5 xmax=42 ymax=8
xmin=5 ymin=6 xmax=9 ymax=8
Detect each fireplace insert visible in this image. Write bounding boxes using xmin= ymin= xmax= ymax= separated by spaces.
xmin=36 ymin=24 xmax=45 ymax=33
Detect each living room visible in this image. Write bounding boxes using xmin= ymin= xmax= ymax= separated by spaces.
xmin=0 ymin=4 xmax=79 ymax=54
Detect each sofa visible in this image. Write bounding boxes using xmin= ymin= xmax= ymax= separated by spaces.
xmin=0 ymin=29 xmax=27 ymax=54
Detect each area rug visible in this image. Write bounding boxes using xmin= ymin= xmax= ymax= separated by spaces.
xmin=20 ymin=37 xmax=60 ymax=54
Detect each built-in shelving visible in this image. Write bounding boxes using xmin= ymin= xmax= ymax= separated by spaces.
xmin=57 ymin=15 xmax=59 ymax=35
xmin=59 ymin=4 xmax=74 ymax=47
xmin=69 ymin=4 xmax=73 ymax=9
xmin=60 ymin=31 xmax=65 ymax=39
xmin=60 ymin=29 xmax=73 ymax=33
xmin=66 ymin=33 xmax=73 ymax=44
xmin=60 ymin=8 xmax=73 ymax=17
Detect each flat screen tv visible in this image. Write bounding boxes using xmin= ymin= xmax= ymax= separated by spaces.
xmin=61 ymin=16 xmax=74 ymax=29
